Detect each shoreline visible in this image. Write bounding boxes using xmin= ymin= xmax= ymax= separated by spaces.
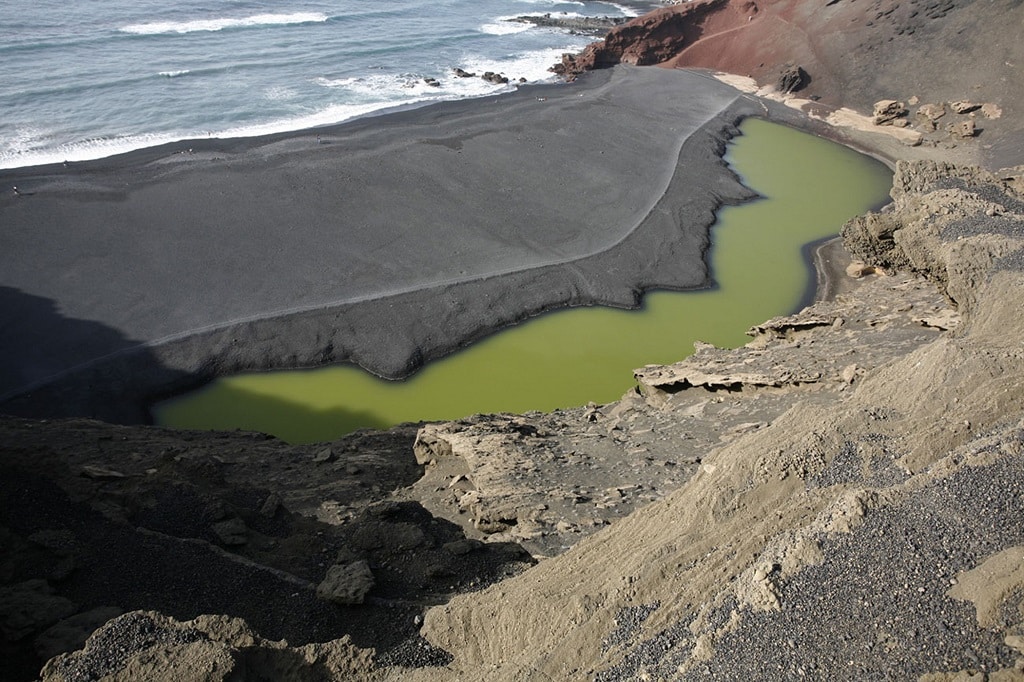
xmin=1 ymin=65 xmax=893 ymax=426
xmin=0 ymin=66 xmax=762 ymax=423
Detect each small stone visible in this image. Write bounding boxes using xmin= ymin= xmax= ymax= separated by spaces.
xmin=776 ymin=64 xmax=809 ymax=94
xmin=1005 ymin=634 xmax=1024 ymax=654
xmin=259 ymin=493 xmax=281 ymax=518
xmin=949 ymin=119 xmax=977 ymax=138
xmin=442 ymin=539 xmax=482 ymax=555
xmin=210 ymin=517 xmax=248 ymax=546
xmin=950 ymin=100 xmax=981 ymax=114
xmin=80 ymin=465 xmax=125 ymax=480
xmin=873 ymin=100 xmax=908 ymax=125
xmin=846 ymin=260 xmax=876 ymax=278
xmin=980 ymin=102 xmax=1002 ymax=119
xmin=313 ymin=447 xmax=336 ymax=464
xmin=841 ymin=364 xmax=859 ymax=385
xmin=916 ymin=102 xmax=946 ymax=121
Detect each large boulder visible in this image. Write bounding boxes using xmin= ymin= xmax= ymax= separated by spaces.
xmin=776 ymin=64 xmax=809 ymax=93
xmin=316 ymin=561 xmax=375 ymax=605
xmin=873 ymin=99 xmax=909 ymax=125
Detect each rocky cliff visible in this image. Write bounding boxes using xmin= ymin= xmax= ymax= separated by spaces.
xmin=407 ymin=160 xmax=1024 ymax=680
xmin=4 ymin=159 xmax=1023 ymax=680
xmin=557 ymin=0 xmax=1024 ymax=168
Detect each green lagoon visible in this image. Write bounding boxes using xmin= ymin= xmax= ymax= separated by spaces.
xmin=154 ymin=118 xmax=893 ymax=443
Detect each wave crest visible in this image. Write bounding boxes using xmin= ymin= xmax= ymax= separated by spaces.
xmin=121 ymin=12 xmax=329 ymax=36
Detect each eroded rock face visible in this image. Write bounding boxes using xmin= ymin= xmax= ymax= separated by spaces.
xmin=554 ymin=0 xmax=732 ymax=77
xmin=843 ymin=161 xmax=1024 ymax=313
xmin=414 ymin=162 xmax=1024 ymax=680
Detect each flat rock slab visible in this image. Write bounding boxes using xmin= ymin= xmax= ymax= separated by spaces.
xmin=0 ymin=66 xmax=752 ymax=416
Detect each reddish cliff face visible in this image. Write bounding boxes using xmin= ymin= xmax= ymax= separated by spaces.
xmin=555 ymin=0 xmax=754 ymax=74
xmin=556 ymin=0 xmax=1024 ymax=163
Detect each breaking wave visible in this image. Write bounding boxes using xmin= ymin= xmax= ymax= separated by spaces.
xmin=120 ymin=12 xmax=329 ymax=36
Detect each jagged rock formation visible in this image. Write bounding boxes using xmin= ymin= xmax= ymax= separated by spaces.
xmin=39 ymin=611 xmax=374 ymax=682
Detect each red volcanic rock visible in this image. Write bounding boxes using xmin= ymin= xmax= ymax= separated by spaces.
xmin=552 ymin=0 xmax=1024 ymax=159
xmin=555 ymin=0 xmax=746 ymax=77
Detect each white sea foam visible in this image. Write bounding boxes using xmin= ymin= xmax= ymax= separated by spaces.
xmin=158 ymin=69 xmax=190 ymax=78
xmin=314 ymin=76 xmax=361 ymax=89
xmin=121 ymin=12 xmax=329 ymax=36
xmin=459 ymin=46 xmax=578 ymax=85
xmin=216 ymin=102 xmax=434 ymax=139
xmin=594 ymin=2 xmax=641 ymax=17
xmin=263 ymin=86 xmax=297 ymax=101
xmin=0 ymin=130 xmax=183 ymax=170
xmin=315 ymin=72 xmax=435 ymax=99
xmin=479 ymin=20 xmax=534 ymax=35
xmin=519 ymin=0 xmax=586 ymax=5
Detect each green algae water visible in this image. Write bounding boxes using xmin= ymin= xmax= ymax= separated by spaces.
xmin=154 ymin=118 xmax=893 ymax=443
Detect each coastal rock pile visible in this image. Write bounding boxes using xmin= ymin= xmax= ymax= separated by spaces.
xmin=508 ymin=14 xmax=628 ymax=37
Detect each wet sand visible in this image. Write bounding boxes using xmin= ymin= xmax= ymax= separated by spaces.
xmin=0 ymin=66 xmax=772 ymax=421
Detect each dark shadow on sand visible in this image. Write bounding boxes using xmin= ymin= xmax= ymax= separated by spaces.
xmin=0 ymin=463 xmax=532 ymax=679
xmin=0 ymin=286 xmax=190 ymax=424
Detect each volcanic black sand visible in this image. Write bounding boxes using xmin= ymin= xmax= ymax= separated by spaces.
xmin=0 ymin=66 xmax=768 ymax=422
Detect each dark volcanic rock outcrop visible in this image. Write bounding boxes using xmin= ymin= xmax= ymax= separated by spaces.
xmin=509 ymin=14 xmax=628 ymax=36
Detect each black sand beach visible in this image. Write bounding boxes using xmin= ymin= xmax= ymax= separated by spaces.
xmin=0 ymin=66 xmax=764 ymax=421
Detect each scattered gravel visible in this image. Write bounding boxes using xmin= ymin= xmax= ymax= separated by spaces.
xmin=691 ymin=452 xmax=1024 ymax=680
xmin=41 ymin=612 xmax=202 ymax=682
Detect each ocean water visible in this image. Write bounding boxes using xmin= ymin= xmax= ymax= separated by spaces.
xmin=0 ymin=0 xmax=645 ymax=169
